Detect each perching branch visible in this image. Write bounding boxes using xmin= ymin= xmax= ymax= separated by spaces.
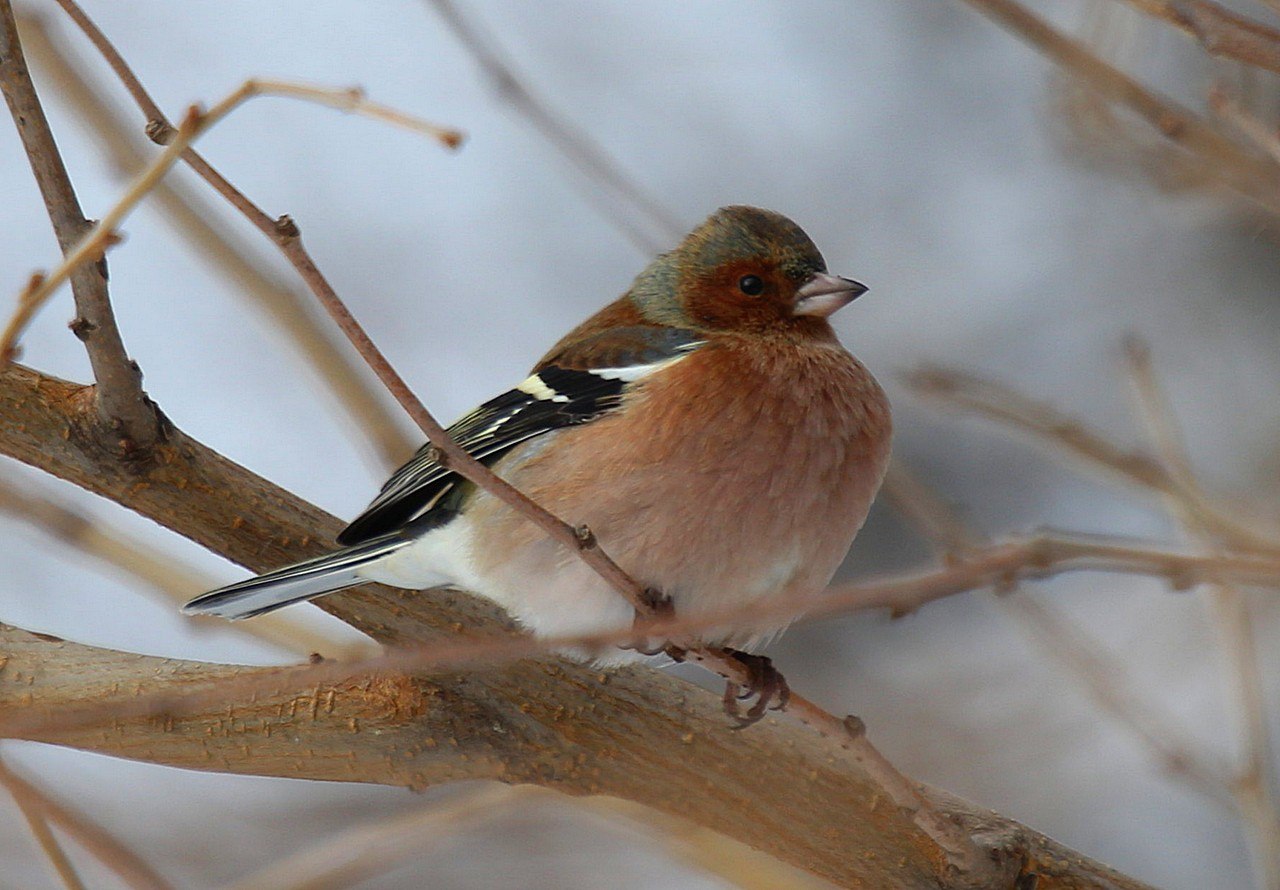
xmin=0 ymin=622 xmax=1155 ymax=890
xmin=0 ymin=0 xmax=156 ymax=449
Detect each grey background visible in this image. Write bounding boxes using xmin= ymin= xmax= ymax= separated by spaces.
xmin=2 ymin=1 xmax=1277 ymax=887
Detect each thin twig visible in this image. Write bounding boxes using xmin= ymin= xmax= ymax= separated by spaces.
xmin=422 ymin=0 xmax=682 ymax=253
xmin=0 ymin=0 xmax=156 ymax=447
xmin=1122 ymin=337 xmax=1280 ymax=889
xmin=1 ymin=754 xmax=85 ymax=890
xmin=907 ymin=365 xmax=1280 ymax=552
xmin=13 ymin=529 xmax=1280 ymax=742
xmin=882 ymin=461 xmax=1243 ymax=817
xmin=1 ymin=79 xmax=458 ymax=361
xmin=0 ymin=754 xmax=172 ymax=890
xmin=958 ymin=0 xmax=1280 ymax=217
xmin=18 ymin=13 xmax=415 ymax=472
xmin=1115 ymin=0 xmax=1280 ymax=76
xmin=225 ymin=784 xmax=521 ymax=890
xmin=0 ymin=475 xmax=374 ymax=660
xmin=881 ymin=460 xmax=985 ymax=560
xmin=1210 ymin=86 xmax=1280 ymax=166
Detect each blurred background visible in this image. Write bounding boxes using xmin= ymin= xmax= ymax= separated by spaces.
xmin=2 ymin=1 xmax=1279 ymax=887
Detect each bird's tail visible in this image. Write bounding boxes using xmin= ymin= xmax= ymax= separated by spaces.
xmin=182 ymin=534 xmax=412 ymax=620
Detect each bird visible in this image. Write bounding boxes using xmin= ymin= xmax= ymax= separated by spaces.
xmin=185 ymin=205 xmax=892 ymax=681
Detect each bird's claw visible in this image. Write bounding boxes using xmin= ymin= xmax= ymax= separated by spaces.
xmin=720 ymin=650 xmax=790 ymax=728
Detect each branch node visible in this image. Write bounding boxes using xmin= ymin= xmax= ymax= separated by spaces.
xmin=143 ymin=118 xmax=173 ymax=145
xmin=423 ymin=444 xmax=446 ymax=468
xmin=573 ymin=523 xmax=597 ymax=550
xmin=843 ymin=714 xmax=867 ymax=739
xmin=68 ymin=317 xmax=96 ymax=341
xmin=273 ymin=214 xmax=300 ymax=240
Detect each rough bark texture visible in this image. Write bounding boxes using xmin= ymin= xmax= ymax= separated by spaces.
xmin=0 ymin=364 xmax=1154 ymax=889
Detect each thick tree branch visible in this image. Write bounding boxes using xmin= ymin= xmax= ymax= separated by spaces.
xmin=0 ymin=623 xmax=1155 ymax=890
xmin=0 ymin=0 xmax=157 ymax=448
xmin=0 ymin=362 xmax=1158 ymax=889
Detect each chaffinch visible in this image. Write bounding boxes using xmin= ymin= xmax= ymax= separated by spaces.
xmin=185 ymin=206 xmax=892 ymax=664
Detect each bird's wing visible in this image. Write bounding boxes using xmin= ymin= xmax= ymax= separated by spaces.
xmin=336 ymin=326 xmax=704 ymax=544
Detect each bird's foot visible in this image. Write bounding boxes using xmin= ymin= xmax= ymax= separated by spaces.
xmin=720 ymin=649 xmax=790 ymax=728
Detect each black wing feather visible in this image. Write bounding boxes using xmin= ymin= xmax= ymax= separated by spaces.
xmin=337 ymin=327 xmax=701 ymax=545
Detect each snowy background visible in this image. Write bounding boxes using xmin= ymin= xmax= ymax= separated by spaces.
xmin=2 ymin=1 xmax=1279 ymax=887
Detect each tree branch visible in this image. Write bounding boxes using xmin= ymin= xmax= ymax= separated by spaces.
xmin=0 ymin=754 xmax=171 ymax=890
xmin=0 ymin=0 xmax=157 ymax=449
xmin=19 ymin=11 xmax=416 ymax=473
xmin=0 ymin=623 xmax=1156 ymax=890
xmin=421 ymin=0 xmax=683 ymax=253
xmin=1116 ymin=0 xmax=1280 ymax=76
xmin=957 ymin=0 xmax=1280 ymax=217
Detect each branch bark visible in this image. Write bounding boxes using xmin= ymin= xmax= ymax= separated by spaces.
xmin=0 ymin=362 xmax=1156 ymax=889
xmin=0 ymin=0 xmax=157 ymax=449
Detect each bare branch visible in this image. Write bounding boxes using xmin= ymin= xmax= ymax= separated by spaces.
xmin=1 ymin=79 xmax=457 ymax=362
xmin=1115 ymin=0 xmax=1280 ymax=76
xmin=1122 ymin=338 xmax=1280 ymax=888
xmin=0 ymin=0 xmax=156 ymax=447
xmin=0 ymin=623 xmax=1156 ymax=890
xmin=422 ymin=0 xmax=682 ymax=253
xmin=0 ymin=754 xmax=172 ymax=890
xmin=0 ymin=475 xmax=373 ymax=660
xmin=19 ymin=12 xmax=420 ymax=473
xmin=1 ymin=755 xmax=85 ymax=890
xmin=957 ymin=0 xmax=1280 ymax=217
xmin=1210 ymin=86 xmax=1280 ymax=167
xmin=907 ymin=365 xmax=1280 ymax=552
xmin=881 ymin=460 xmax=985 ymax=559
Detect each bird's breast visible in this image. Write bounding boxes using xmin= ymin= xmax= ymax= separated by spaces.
xmin=469 ymin=336 xmax=892 ymax=630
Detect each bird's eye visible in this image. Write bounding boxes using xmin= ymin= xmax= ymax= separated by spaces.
xmin=738 ymin=275 xmax=764 ymax=296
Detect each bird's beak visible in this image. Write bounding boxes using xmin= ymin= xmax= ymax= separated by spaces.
xmin=792 ymin=273 xmax=868 ymax=317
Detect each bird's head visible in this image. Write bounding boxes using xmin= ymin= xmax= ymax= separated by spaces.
xmin=629 ymin=206 xmax=867 ymax=334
